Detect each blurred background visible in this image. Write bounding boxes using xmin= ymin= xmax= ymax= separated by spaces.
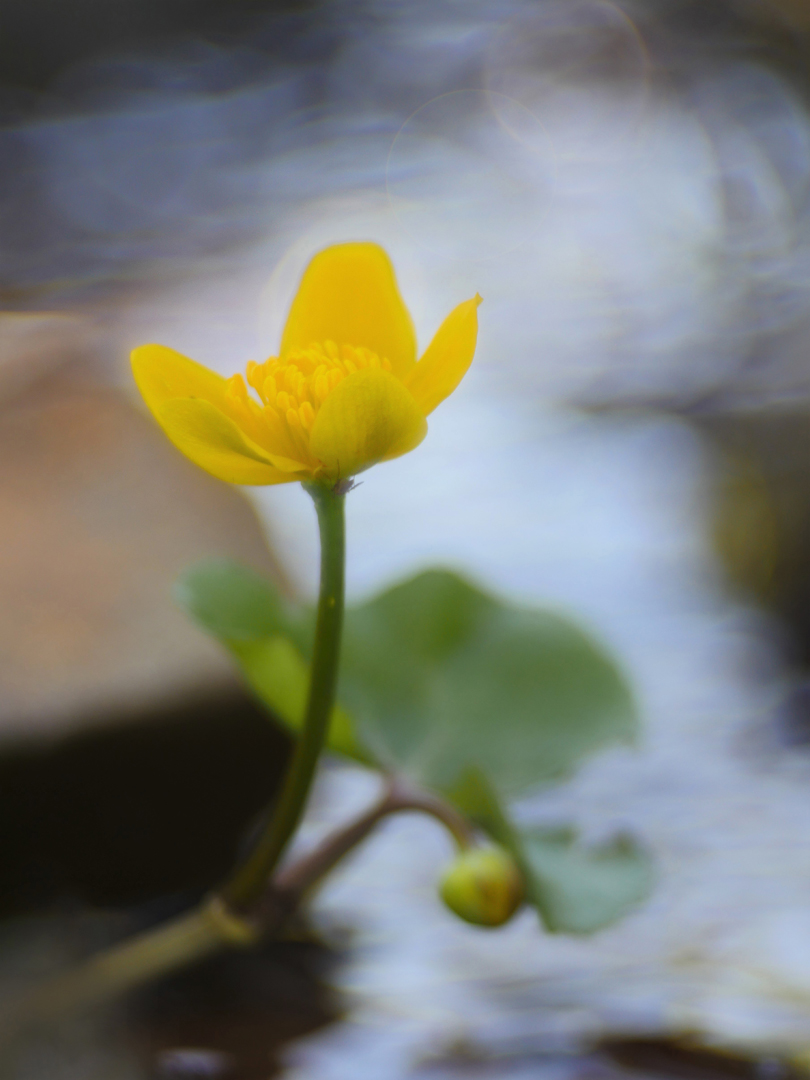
xmin=8 ymin=0 xmax=810 ymax=1076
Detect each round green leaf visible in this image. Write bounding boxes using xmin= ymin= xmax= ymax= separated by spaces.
xmin=341 ymin=570 xmax=636 ymax=797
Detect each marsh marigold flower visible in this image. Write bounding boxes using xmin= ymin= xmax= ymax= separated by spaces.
xmin=131 ymin=243 xmax=481 ymax=486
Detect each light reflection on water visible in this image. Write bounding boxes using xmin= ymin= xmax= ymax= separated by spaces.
xmin=6 ymin=0 xmax=810 ymax=1075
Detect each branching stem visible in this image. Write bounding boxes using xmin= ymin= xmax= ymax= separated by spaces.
xmin=4 ymin=776 xmax=473 ymax=1042
xmin=2 ymin=481 xmax=481 ymax=1047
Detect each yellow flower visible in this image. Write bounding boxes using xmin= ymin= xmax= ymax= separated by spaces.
xmin=131 ymin=243 xmax=481 ymax=486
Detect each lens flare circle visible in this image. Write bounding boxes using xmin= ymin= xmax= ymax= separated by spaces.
xmin=385 ymin=88 xmax=557 ymax=262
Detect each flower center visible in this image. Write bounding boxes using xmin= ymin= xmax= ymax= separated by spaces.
xmin=224 ymin=341 xmax=392 ymax=468
xmin=249 ymin=341 xmax=390 ymax=432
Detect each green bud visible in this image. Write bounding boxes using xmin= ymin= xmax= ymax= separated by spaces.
xmin=439 ymin=845 xmax=524 ymax=927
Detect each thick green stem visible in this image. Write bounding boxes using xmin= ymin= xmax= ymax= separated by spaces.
xmin=4 ymin=778 xmax=475 ymax=1038
xmin=224 ymin=482 xmax=346 ymax=909
xmin=2 ymin=899 xmax=258 ymax=1044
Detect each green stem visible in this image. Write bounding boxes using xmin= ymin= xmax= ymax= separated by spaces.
xmin=4 ymin=780 xmax=476 ymax=1037
xmin=3 ymin=899 xmax=258 ymax=1042
xmin=272 ymin=777 xmax=477 ymax=905
xmin=223 ymin=481 xmax=346 ymax=909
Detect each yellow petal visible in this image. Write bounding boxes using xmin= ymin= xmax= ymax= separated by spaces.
xmin=132 ymin=343 xmax=297 ymax=460
xmin=158 ymin=398 xmax=306 ymax=485
xmin=405 ymin=294 xmax=481 ymax=416
xmin=309 ymin=368 xmax=427 ymax=479
xmin=280 ymin=243 xmax=417 ymax=378
xmin=132 ymin=343 xmax=232 ymax=413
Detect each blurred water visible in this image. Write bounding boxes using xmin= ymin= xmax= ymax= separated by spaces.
xmin=272 ymin=411 xmax=810 ymax=1078
xmin=8 ymin=1 xmax=810 ymax=413
xmin=6 ymin=0 xmax=810 ymax=1076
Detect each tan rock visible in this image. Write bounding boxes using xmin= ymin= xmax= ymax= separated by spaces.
xmin=0 ymin=374 xmax=289 ymax=745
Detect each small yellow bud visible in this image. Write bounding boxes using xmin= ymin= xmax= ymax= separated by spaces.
xmin=439 ymin=846 xmax=524 ymax=927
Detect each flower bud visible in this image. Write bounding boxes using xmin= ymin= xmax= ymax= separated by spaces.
xmin=439 ymin=845 xmax=524 ymax=927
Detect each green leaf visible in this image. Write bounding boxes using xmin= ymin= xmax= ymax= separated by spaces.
xmin=447 ymin=767 xmax=652 ymax=933
xmin=175 ymin=560 xmax=365 ymax=761
xmin=448 ymin=764 xmax=516 ymax=847
xmin=175 ymin=559 xmax=300 ymax=644
xmin=177 ymin=562 xmax=649 ymax=932
xmin=232 ymin=635 xmax=368 ymax=762
xmin=341 ymin=569 xmax=636 ymax=797
xmin=521 ymin=826 xmax=653 ymax=934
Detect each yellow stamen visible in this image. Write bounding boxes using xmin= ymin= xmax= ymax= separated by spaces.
xmin=314 ymin=371 xmax=330 ymax=402
xmin=284 ymin=366 xmax=300 ymax=393
xmin=245 ymin=361 xmax=262 ymax=394
xmin=225 ymin=373 xmax=248 ymax=401
xmin=238 ymin=341 xmax=394 ymax=467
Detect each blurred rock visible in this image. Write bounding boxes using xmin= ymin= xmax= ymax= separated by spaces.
xmin=705 ymin=410 xmax=810 ymax=661
xmin=0 ymin=360 xmax=299 ymax=910
xmin=0 ymin=910 xmax=339 ymax=1079
xmin=0 ymin=313 xmax=92 ymax=400
xmin=0 ymin=365 xmax=291 ymax=744
xmin=135 ymin=938 xmax=339 ymax=1080
xmin=0 ymin=692 xmax=292 ymax=911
